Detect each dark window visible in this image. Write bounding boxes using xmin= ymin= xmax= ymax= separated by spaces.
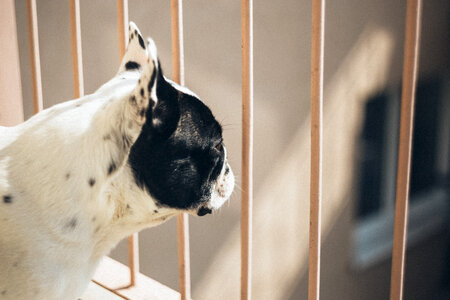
xmin=357 ymin=77 xmax=445 ymax=218
xmin=410 ymin=79 xmax=441 ymax=198
xmin=357 ymin=93 xmax=389 ymax=218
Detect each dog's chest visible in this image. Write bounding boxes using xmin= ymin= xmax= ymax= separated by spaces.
xmin=0 ymin=176 xmax=113 ymax=297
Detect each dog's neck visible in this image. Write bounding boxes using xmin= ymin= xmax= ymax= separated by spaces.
xmin=92 ymin=165 xmax=177 ymax=258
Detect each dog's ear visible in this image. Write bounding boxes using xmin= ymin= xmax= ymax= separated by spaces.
xmin=129 ymin=38 xmax=180 ymax=142
xmin=117 ymin=22 xmax=148 ymax=74
xmin=149 ymin=58 xmax=180 ymax=141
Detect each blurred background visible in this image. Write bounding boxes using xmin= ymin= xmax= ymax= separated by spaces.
xmin=5 ymin=0 xmax=450 ymax=299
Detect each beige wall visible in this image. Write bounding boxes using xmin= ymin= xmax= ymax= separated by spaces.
xmin=12 ymin=0 xmax=449 ymax=299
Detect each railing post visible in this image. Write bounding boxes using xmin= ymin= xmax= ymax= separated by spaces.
xmin=308 ymin=0 xmax=325 ymax=299
xmin=390 ymin=1 xmax=422 ymax=299
xmin=26 ymin=0 xmax=43 ymax=114
xmin=241 ymin=0 xmax=254 ymax=299
xmin=171 ymin=1 xmax=191 ymax=299
xmin=69 ymin=0 xmax=84 ymax=98
xmin=116 ymin=0 xmax=139 ymax=288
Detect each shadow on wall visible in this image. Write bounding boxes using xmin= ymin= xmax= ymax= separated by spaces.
xmin=194 ymin=26 xmax=394 ymax=300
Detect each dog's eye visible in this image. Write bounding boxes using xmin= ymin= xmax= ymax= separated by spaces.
xmin=215 ymin=143 xmax=223 ymax=152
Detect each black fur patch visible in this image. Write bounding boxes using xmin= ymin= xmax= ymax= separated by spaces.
xmin=125 ymin=61 xmax=140 ymax=70
xmin=88 ymin=178 xmax=96 ymax=187
xmin=138 ymin=34 xmax=145 ymax=49
xmin=128 ymin=64 xmax=224 ymax=210
xmin=107 ymin=161 xmax=117 ymax=176
xmin=3 ymin=195 xmax=12 ymax=204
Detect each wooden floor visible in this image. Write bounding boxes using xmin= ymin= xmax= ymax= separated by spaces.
xmin=80 ymin=256 xmax=182 ymax=300
xmin=80 ymin=281 xmax=125 ymax=300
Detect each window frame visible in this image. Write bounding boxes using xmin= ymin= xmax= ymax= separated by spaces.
xmin=352 ymin=77 xmax=450 ymax=270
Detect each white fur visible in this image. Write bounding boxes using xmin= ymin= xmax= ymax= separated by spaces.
xmin=0 ymin=23 xmax=233 ymax=299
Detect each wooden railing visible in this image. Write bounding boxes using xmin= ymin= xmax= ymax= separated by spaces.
xmin=0 ymin=0 xmax=423 ymax=299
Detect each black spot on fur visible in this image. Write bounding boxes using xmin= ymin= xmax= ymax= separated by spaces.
xmin=126 ymin=204 xmax=131 ymax=210
xmin=130 ymin=96 xmax=136 ymax=104
xmin=107 ymin=161 xmax=117 ymax=176
xmin=153 ymin=210 xmax=158 ymax=214
xmin=139 ymin=109 xmax=146 ymax=117
xmin=103 ymin=134 xmax=111 ymax=141
xmin=65 ymin=173 xmax=71 ymax=180
xmin=125 ymin=61 xmax=140 ymax=70
xmin=140 ymin=88 xmax=144 ymax=97
xmin=225 ymin=166 xmax=230 ymax=175
xmin=138 ymin=34 xmax=145 ymax=49
xmin=65 ymin=217 xmax=78 ymax=230
xmin=3 ymin=195 xmax=12 ymax=204
xmin=88 ymin=178 xmax=96 ymax=187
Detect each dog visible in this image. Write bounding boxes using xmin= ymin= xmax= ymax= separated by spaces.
xmin=0 ymin=22 xmax=234 ymax=299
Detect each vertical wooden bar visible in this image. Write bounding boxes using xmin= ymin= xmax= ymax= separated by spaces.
xmin=127 ymin=233 xmax=139 ymax=287
xmin=389 ymin=1 xmax=422 ymax=299
xmin=171 ymin=1 xmax=191 ymax=299
xmin=171 ymin=0 xmax=185 ymax=85
xmin=26 ymin=0 xmax=43 ymax=113
xmin=117 ymin=0 xmax=139 ymax=287
xmin=241 ymin=0 xmax=253 ymax=299
xmin=0 ymin=0 xmax=24 ymax=126
xmin=308 ymin=0 xmax=325 ymax=300
xmin=69 ymin=0 xmax=84 ymax=98
xmin=117 ymin=0 xmax=129 ymax=60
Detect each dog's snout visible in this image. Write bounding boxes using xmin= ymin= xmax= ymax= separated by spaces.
xmin=197 ymin=206 xmax=212 ymax=216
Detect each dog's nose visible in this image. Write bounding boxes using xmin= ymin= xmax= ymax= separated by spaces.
xmin=197 ymin=206 xmax=212 ymax=216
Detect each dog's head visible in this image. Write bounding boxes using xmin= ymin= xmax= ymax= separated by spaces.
xmin=126 ymin=24 xmax=234 ymax=216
